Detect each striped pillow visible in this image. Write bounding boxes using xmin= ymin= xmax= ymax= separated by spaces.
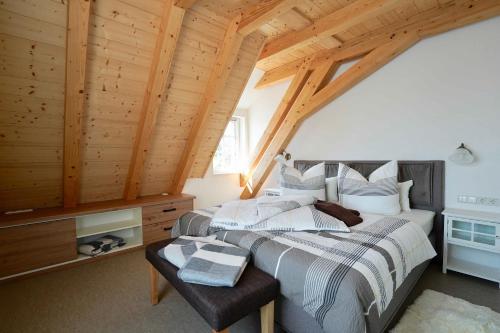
xmin=279 ymin=162 xmax=326 ymax=200
xmin=337 ymin=161 xmax=401 ymax=215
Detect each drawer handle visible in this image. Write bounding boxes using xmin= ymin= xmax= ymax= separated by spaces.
xmin=162 ymin=208 xmax=176 ymax=213
xmin=163 ymin=227 xmax=173 ymax=231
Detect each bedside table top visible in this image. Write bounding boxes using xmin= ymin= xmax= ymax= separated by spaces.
xmin=443 ymin=208 xmax=500 ymax=223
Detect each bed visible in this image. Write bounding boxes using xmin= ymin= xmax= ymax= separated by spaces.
xmin=173 ymin=160 xmax=445 ymax=333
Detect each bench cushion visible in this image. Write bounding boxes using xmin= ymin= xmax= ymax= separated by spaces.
xmin=146 ymin=239 xmax=279 ymax=331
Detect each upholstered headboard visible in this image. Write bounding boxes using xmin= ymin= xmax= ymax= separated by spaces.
xmin=294 ymin=160 xmax=445 ymax=257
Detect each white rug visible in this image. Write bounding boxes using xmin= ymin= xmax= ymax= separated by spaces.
xmin=391 ymin=289 xmax=500 ymax=333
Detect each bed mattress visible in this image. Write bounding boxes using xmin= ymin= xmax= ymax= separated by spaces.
xmin=172 ymin=205 xmax=437 ymax=333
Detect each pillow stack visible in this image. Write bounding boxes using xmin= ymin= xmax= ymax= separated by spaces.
xmin=337 ymin=160 xmax=401 ymax=215
xmin=278 ymin=160 xmax=413 ymax=216
xmin=279 ymin=162 xmax=326 ymax=200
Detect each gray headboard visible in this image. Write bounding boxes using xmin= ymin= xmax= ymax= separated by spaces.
xmin=294 ymin=160 xmax=445 ymax=257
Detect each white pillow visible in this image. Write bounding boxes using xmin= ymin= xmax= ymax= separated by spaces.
xmin=325 ymin=177 xmax=338 ymax=202
xmin=398 ymin=180 xmax=413 ymax=212
xmin=337 ymin=161 xmax=401 ymax=215
xmin=279 ymin=162 xmax=326 ymax=200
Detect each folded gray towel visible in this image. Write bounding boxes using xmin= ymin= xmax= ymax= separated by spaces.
xmin=158 ymin=235 xmax=218 ymax=268
xmin=177 ymin=243 xmax=250 ymax=287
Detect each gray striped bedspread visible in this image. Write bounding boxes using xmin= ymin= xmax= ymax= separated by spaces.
xmin=172 ymin=207 xmax=436 ymax=333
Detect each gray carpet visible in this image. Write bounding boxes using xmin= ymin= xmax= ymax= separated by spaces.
xmin=1 ymin=249 xmax=499 ymax=333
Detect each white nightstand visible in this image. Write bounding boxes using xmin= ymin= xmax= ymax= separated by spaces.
xmin=442 ymin=208 xmax=500 ymax=288
xmin=262 ymin=188 xmax=282 ymax=197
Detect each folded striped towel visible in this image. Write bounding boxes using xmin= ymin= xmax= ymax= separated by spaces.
xmin=178 ymin=243 xmax=250 ymax=287
xmin=158 ymin=235 xmax=218 ymax=268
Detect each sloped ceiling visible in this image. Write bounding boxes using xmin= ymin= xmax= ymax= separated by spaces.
xmin=0 ymin=0 xmax=498 ymax=212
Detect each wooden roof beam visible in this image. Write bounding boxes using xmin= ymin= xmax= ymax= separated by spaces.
xmin=124 ymin=1 xmax=185 ymax=200
xmin=238 ymin=0 xmax=298 ymax=36
xmin=241 ymin=57 xmax=341 ymax=199
xmin=245 ymin=60 xmax=313 ymax=184
xmin=241 ymin=0 xmax=500 ymax=199
xmin=63 ymin=0 xmax=92 ymax=208
xmin=259 ymin=0 xmax=401 ymax=61
xmin=255 ymin=0 xmax=500 ymax=89
xmin=174 ymin=0 xmax=197 ymax=10
xmin=170 ymin=15 xmax=244 ymax=194
xmin=255 ymin=57 xmax=305 ymax=89
xmin=241 ymin=33 xmax=419 ymax=199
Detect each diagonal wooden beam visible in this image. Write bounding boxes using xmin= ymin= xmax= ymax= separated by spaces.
xmin=63 ymin=0 xmax=92 ymax=208
xmin=307 ymin=33 xmax=420 ymax=116
xmin=241 ymin=33 xmax=419 ymax=199
xmin=238 ymin=0 xmax=298 ymax=36
xmin=245 ymin=60 xmax=313 ymax=182
xmin=259 ymin=0 xmax=401 ymax=61
xmin=255 ymin=57 xmax=305 ymax=89
xmin=124 ymin=1 xmax=185 ymax=200
xmin=170 ymin=15 xmax=244 ymax=194
xmin=174 ymin=0 xmax=197 ymax=9
xmin=417 ymin=0 xmax=500 ymax=38
xmin=241 ymin=56 xmax=340 ymax=199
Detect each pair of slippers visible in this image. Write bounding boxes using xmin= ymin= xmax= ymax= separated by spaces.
xmin=78 ymin=235 xmax=126 ymax=256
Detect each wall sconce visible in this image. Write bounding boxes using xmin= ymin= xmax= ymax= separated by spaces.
xmin=449 ymin=143 xmax=474 ymax=165
xmin=274 ymin=151 xmax=292 ymax=165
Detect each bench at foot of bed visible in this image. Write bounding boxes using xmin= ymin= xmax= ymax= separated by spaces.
xmin=146 ymin=238 xmax=279 ymax=333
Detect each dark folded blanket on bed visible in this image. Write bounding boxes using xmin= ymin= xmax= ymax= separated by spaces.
xmin=314 ymin=200 xmax=363 ymax=226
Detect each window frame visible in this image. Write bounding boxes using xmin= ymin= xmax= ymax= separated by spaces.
xmin=212 ymin=116 xmax=246 ymax=175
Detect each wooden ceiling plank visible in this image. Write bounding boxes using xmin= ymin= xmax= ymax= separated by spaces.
xmin=170 ymin=14 xmax=244 ymax=194
xmin=240 ymin=56 xmax=340 ymax=199
xmin=63 ymin=0 xmax=92 ymax=208
xmin=259 ymin=0 xmax=402 ymax=61
xmin=238 ymin=0 xmax=298 ymax=36
xmin=123 ymin=1 xmax=186 ymax=200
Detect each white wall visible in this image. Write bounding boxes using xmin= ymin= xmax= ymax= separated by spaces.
xmin=184 ymin=17 xmax=500 ymax=212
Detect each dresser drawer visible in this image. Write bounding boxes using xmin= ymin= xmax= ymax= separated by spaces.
xmin=142 ymin=200 xmax=193 ymax=225
xmin=143 ymin=220 xmax=176 ymax=245
xmin=0 ymin=218 xmax=77 ymax=277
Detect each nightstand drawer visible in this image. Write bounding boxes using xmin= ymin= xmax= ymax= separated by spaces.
xmin=143 ymin=220 xmax=176 ymax=245
xmin=447 ymin=216 xmax=499 ymax=251
xmin=142 ymin=200 xmax=193 ymax=226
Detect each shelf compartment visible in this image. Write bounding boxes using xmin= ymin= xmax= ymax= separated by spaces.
xmin=76 ymin=208 xmax=142 ymax=238
xmin=76 ymin=219 xmax=141 ymax=238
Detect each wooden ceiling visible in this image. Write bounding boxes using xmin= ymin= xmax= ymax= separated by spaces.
xmin=0 ymin=0 xmax=498 ymax=212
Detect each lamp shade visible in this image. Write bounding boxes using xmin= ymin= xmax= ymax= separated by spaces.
xmin=449 ymin=143 xmax=474 ymax=165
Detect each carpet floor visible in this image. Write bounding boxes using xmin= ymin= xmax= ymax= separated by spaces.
xmin=1 ymin=249 xmax=499 ymax=333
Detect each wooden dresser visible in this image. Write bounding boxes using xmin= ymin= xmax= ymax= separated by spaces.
xmin=142 ymin=197 xmax=193 ymax=245
xmin=0 ymin=194 xmax=194 ymax=281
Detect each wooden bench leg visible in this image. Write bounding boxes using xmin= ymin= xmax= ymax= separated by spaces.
xmin=149 ymin=263 xmax=159 ymax=305
xmin=260 ymin=300 xmax=274 ymax=333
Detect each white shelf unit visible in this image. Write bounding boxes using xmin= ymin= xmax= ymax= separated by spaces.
xmin=76 ymin=208 xmax=143 ymax=258
xmin=443 ymin=208 xmax=500 ymax=288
